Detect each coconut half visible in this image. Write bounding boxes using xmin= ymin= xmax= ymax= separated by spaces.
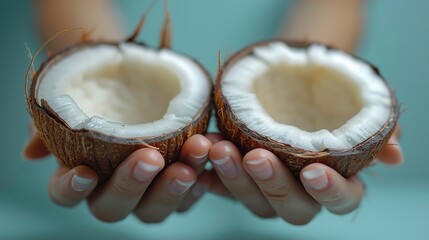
xmin=215 ymin=40 xmax=398 ymax=178
xmin=28 ymin=42 xmax=212 ymax=181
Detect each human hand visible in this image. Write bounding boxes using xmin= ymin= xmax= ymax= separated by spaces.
xmin=23 ymin=125 xmax=213 ymax=223
xmin=206 ymin=132 xmax=403 ymax=225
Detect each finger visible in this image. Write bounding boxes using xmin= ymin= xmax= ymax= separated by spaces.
xmin=209 ymin=141 xmax=276 ymax=218
xmin=206 ymin=169 xmax=234 ymax=198
xmin=22 ymin=135 xmax=50 ymax=160
xmin=177 ymin=132 xmax=230 ymax=211
xmin=178 ymin=134 xmax=211 ymax=174
xmin=176 ymin=170 xmax=211 ymax=212
xmin=301 ymin=163 xmax=364 ymax=215
xmin=88 ymin=148 xmax=164 ymax=222
xmin=377 ymin=137 xmax=403 ymax=165
xmin=243 ymin=149 xmax=320 ymax=225
xmin=177 ymin=168 xmax=235 ymax=212
xmin=134 ymin=162 xmax=196 ymax=223
xmin=49 ymin=165 xmax=98 ymax=207
xmin=205 ymin=133 xmax=225 ymax=144
xmin=176 ymin=135 xmax=211 ymax=211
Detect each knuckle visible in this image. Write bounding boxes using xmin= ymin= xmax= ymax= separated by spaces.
xmin=262 ymin=183 xmax=292 ymax=202
xmin=318 ymin=192 xmax=346 ymax=208
xmin=315 ymin=185 xmax=364 ymax=215
xmin=49 ymin=193 xmax=75 ymax=207
xmin=328 ymin=198 xmax=362 ymax=215
xmin=112 ymin=182 xmax=142 ymax=200
xmin=49 ymin=184 xmax=82 ymax=207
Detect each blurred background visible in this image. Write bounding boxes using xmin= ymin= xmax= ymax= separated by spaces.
xmin=1 ymin=0 xmax=428 ymax=239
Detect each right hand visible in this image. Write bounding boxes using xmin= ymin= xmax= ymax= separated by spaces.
xmin=204 ymin=131 xmax=403 ymax=225
xmin=23 ymin=126 xmax=213 ymax=223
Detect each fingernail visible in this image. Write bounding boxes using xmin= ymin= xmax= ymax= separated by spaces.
xmin=169 ymin=179 xmax=195 ymax=196
xmin=302 ymin=168 xmax=328 ymax=190
xmin=192 ymin=183 xmax=208 ymax=197
xmin=189 ymin=152 xmax=208 ymax=164
xmin=71 ymin=175 xmax=94 ymax=192
xmin=211 ymin=156 xmax=237 ymax=178
xmin=246 ymin=158 xmax=273 ymax=181
xmin=133 ymin=161 xmax=161 ymax=182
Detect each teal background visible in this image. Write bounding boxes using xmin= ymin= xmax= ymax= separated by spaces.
xmin=1 ymin=0 xmax=428 ymax=239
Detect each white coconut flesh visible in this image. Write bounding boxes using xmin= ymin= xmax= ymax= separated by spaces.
xmin=222 ymin=42 xmax=392 ymax=151
xmin=36 ymin=43 xmax=210 ymax=138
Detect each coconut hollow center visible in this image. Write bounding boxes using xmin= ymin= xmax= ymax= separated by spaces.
xmin=253 ymin=65 xmax=363 ymax=132
xmin=63 ymin=61 xmax=180 ymax=124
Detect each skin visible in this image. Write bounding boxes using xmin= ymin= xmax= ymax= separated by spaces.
xmin=24 ymin=129 xmax=213 ymax=223
xmin=283 ymin=0 xmax=364 ymax=52
xmin=25 ymin=0 xmax=403 ymax=224
xmin=206 ymin=132 xmax=402 ymax=224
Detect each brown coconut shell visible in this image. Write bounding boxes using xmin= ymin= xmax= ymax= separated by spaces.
xmin=27 ymin=42 xmax=212 ymax=183
xmin=214 ymin=40 xmax=399 ymax=178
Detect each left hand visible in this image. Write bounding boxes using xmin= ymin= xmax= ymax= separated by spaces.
xmin=205 ymin=133 xmax=403 ymax=225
